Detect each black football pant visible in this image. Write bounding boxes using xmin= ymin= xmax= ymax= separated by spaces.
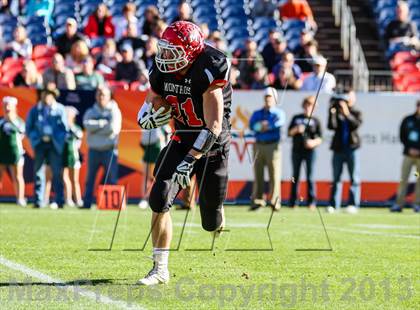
xmin=149 ymin=140 xmax=229 ymax=231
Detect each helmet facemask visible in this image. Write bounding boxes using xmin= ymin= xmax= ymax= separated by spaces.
xmin=155 ymin=39 xmax=189 ymax=73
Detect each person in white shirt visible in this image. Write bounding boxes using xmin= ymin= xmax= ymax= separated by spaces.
xmin=114 ymin=3 xmax=139 ymax=40
xmin=301 ymin=56 xmax=336 ymax=93
xmin=4 ymin=25 xmax=32 ymax=59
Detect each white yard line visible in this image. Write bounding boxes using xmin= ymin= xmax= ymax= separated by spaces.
xmin=351 ymin=224 xmax=419 ymax=230
xmin=0 ymin=256 xmax=145 ymax=310
xmin=304 ymin=224 xmax=420 ymax=240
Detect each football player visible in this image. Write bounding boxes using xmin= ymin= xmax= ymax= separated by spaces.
xmin=137 ymin=21 xmax=232 ymax=285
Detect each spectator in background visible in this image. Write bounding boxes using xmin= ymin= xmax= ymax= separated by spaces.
xmin=288 ymin=95 xmax=322 ymax=210
xmin=117 ymin=22 xmax=145 ymax=57
xmin=208 ymin=31 xmax=229 ymax=54
xmin=152 ymin=19 xmax=168 ymax=38
xmin=135 ymin=69 xmax=151 ymax=91
xmin=272 ymin=65 xmax=302 ymax=90
xmin=142 ymin=36 xmax=158 ymax=69
xmin=279 ymin=0 xmax=317 ymax=30
xmin=26 ymin=86 xmax=67 ymax=209
xmin=292 ymin=28 xmax=314 ymax=54
xmin=301 ymin=56 xmax=336 ymax=93
xmin=229 ymin=66 xmax=241 ymax=89
xmin=75 ymin=56 xmax=104 ymax=90
xmin=237 ymin=38 xmax=265 ymax=88
xmin=272 ymin=52 xmax=302 ymax=89
xmin=295 ymin=40 xmax=319 ymax=72
xmin=55 ymin=18 xmax=86 ymax=56
xmin=65 ymin=40 xmax=90 ymax=74
xmin=4 ymin=25 xmax=32 ymax=59
xmin=327 ymin=91 xmax=362 ymax=214
xmin=251 ymin=0 xmax=277 ymax=18
xmin=26 ymin=0 xmax=54 ymax=26
xmin=0 ymin=0 xmax=12 ymax=14
xmin=142 ymin=5 xmax=160 ymax=36
xmin=384 ymin=1 xmax=419 ymax=56
xmin=115 ymin=44 xmax=144 ymax=83
xmin=250 ymin=66 xmax=269 ymax=89
xmin=262 ymin=32 xmax=288 ymax=73
xmin=82 ymin=85 xmax=122 ymax=209
xmin=114 ymin=3 xmax=138 ymax=40
xmin=0 ymin=96 xmax=26 ymax=207
xmin=391 ymin=100 xmax=420 ymax=213
xmin=84 ymin=3 xmax=115 ymax=39
xmin=95 ymin=38 xmax=121 ymax=75
xmin=62 ymin=106 xmax=83 ymax=207
xmin=173 ymin=1 xmax=193 ymax=23
xmin=249 ymin=87 xmax=285 ymax=211
xmin=43 ymin=53 xmax=76 ymax=90
xmin=199 ymin=23 xmax=210 ymax=40
xmin=13 ymin=59 xmax=43 ymax=87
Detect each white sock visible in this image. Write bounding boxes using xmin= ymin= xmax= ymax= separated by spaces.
xmin=153 ymin=248 xmax=169 ymax=269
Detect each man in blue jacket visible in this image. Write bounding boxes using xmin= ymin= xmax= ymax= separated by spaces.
xmin=26 ymin=87 xmax=68 ymax=208
xmin=249 ymin=87 xmax=286 ymax=211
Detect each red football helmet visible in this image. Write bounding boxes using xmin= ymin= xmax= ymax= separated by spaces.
xmin=155 ymin=21 xmax=205 ymax=73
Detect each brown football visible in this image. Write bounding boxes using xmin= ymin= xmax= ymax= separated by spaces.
xmin=152 ymin=96 xmax=172 ymax=113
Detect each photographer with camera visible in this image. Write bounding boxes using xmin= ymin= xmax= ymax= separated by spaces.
xmin=327 ymin=90 xmax=362 ymax=214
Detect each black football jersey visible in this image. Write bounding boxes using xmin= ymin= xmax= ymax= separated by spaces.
xmin=149 ymin=44 xmax=232 ymax=149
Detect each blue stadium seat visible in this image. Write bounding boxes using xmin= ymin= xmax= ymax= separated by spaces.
xmin=221 ymin=7 xmax=247 ymax=21
xmin=109 ymin=0 xmax=129 ymax=6
xmin=281 ymin=19 xmax=306 ymax=32
xmin=161 ymin=0 xmax=181 ymax=8
xmin=286 ymin=37 xmax=300 ymax=51
xmin=257 ymin=37 xmax=269 ymax=52
xmin=193 ymin=6 xmax=217 ymax=21
xmin=79 ymin=4 xmax=97 ymax=18
xmin=26 ymin=23 xmax=47 ymax=34
xmin=2 ymin=32 xmax=14 ymax=43
xmin=223 ymin=18 xmax=247 ymax=30
xmin=225 ymin=27 xmax=249 ymax=41
xmin=219 ymin=1 xmax=244 ymax=11
xmin=53 ymin=3 xmax=75 ymax=16
xmin=191 ymin=0 xmax=213 ymax=9
xmin=134 ymin=0 xmax=158 ymax=6
xmin=54 ymin=14 xmax=75 ymax=28
xmin=228 ymin=38 xmax=246 ymax=52
xmin=163 ymin=6 xmax=178 ymax=22
xmin=109 ymin=5 xmax=124 ymax=16
xmin=252 ymin=17 xmax=277 ymax=31
xmin=90 ymin=37 xmax=106 ymax=48
xmin=31 ymin=35 xmax=49 ymax=46
xmin=79 ymin=0 xmax=102 ymax=6
xmin=53 ymin=26 xmax=66 ymax=39
xmin=253 ymin=28 xmax=270 ymax=44
xmin=25 ymin=15 xmax=47 ymax=26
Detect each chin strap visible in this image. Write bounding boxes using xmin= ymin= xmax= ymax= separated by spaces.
xmin=192 ymin=128 xmax=218 ymax=154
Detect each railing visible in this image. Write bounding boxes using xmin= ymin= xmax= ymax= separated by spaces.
xmin=332 ymin=0 xmax=370 ymax=92
xmin=334 ymin=70 xmax=394 ymax=91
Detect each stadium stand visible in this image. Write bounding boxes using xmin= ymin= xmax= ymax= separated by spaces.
xmin=369 ymin=0 xmax=420 ymax=92
xmin=0 ymin=0 xmax=418 ymax=91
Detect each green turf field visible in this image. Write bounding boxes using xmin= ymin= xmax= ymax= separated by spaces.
xmin=0 ymin=204 xmax=419 ymax=309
